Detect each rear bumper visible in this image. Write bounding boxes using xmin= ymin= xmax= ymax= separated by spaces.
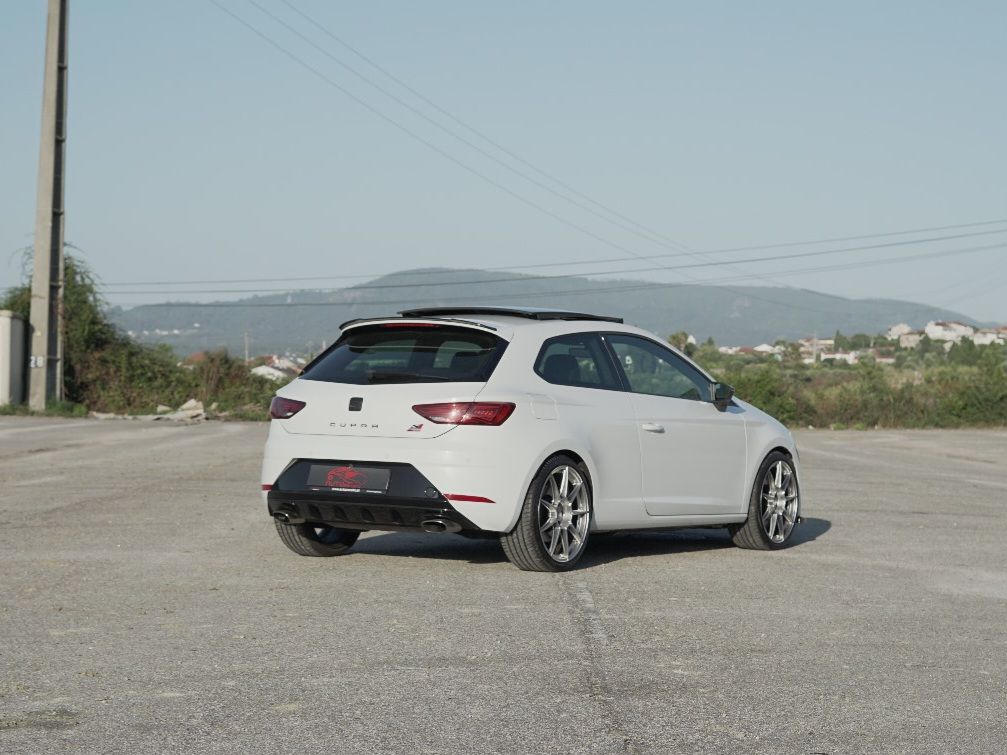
xmin=266 ymin=457 xmax=483 ymax=533
xmin=267 ymin=490 xmax=481 ymax=533
xmin=261 ymin=424 xmax=538 ymax=532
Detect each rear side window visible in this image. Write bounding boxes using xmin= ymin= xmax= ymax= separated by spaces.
xmin=534 ymin=333 xmax=621 ymax=390
xmin=301 ymin=325 xmax=507 ymax=385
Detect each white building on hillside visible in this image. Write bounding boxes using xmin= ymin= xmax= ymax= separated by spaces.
xmin=899 ymin=331 xmax=924 ymax=349
xmin=819 ymin=351 xmax=860 ymax=365
xmin=973 ymin=329 xmax=1006 ymax=346
xmin=251 ymin=365 xmax=289 ymax=382
xmin=887 ymin=323 xmax=913 ymax=339
xmin=924 ymin=320 xmax=974 ymax=343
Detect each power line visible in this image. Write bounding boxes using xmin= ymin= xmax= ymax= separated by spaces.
xmin=248 ymin=0 xmax=787 ymax=291
xmin=206 ymin=0 xmax=689 ymax=281
xmin=244 ymin=0 xmax=686 ymax=255
xmin=100 ymin=227 xmax=1007 ymax=295
xmin=269 ymin=0 xmax=806 ymax=293
xmin=276 ymin=0 xmax=683 ymax=249
xmin=112 ymin=241 xmax=1005 ymax=308
xmin=206 ymin=2 xmax=1004 ymax=317
xmin=99 ymin=216 xmax=1007 ymax=287
xmin=206 ymin=0 xmax=795 ymax=306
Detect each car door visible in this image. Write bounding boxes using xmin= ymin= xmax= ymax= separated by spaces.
xmin=604 ymin=334 xmax=748 ymax=517
xmin=533 ymin=332 xmax=646 ymax=529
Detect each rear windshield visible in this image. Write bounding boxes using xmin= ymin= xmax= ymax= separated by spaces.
xmin=301 ymin=325 xmax=507 ymax=385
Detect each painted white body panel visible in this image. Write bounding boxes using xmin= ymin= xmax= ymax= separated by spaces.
xmin=629 ymin=393 xmax=747 ymax=516
xmin=261 ymin=315 xmax=801 ymax=534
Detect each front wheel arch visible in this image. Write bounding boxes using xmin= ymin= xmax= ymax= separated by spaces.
xmin=729 ymin=450 xmax=801 ymax=550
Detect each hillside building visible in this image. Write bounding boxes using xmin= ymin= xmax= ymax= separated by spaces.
xmin=973 ymin=328 xmax=1007 ymax=346
xmin=924 ymin=320 xmax=975 ymax=343
xmin=887 ymin=323 xmax=913 ymax=339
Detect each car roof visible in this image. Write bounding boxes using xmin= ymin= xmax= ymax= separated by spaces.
xmin=340 ymin=306 xmax=625 ymax=331
xmin=397 ymin=306 xmax=624 ymax=324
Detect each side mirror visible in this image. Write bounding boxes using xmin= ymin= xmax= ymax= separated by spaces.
xmin=712 ymin=382 xmax=734 ymax=411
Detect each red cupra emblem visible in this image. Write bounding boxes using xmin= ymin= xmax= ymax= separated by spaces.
xmin=325 ymin=466 xmax=367 ymax=488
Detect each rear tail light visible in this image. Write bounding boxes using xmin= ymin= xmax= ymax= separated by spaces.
xmin=270 ymin=396 xmax=306 ymax=419
xmin=412 ymin=402 xmax=515 ymax=426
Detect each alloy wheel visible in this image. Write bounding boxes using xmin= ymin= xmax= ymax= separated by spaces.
xmin=760 ymin=460 xmax=799 ymax=543
xmin=537 ymin=465 xmax=591 ymax=562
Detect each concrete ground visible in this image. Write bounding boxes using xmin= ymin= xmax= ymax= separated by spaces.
xmin=0 ymin=417 xmax=1005 ymax=754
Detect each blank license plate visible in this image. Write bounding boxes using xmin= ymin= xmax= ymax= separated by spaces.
xmin=306 ymin=464 xmax=391 ymax=494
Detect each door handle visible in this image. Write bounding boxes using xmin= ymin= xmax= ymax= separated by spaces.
xmin=641 ymin=423 xmax=665 ymax=433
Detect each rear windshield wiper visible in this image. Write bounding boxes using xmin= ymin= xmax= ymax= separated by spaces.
xmin=366 ymin=371 xmax=453 ymax=382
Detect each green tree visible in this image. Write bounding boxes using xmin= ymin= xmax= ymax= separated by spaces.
xmin=668 ymin=331 xmax=696 ymax=356
xmin=947 ymin=339 xmax=979 ymax=366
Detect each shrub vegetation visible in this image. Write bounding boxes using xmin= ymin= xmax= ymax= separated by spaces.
xmin=1 ymin=255 xmax=280 ymax=418
xmin=693 ymin=340 xmax=1007 ymax=428
xmin=3 ymin=255 xmax=1005 ymax=427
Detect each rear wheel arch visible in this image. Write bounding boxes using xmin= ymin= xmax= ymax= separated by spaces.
xmin=499 ymin=445 xmax=597 ymax=533
xmin=501 ymin=453 xmax=594 ymax=571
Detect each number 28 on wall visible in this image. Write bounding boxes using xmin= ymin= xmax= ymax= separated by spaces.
xmin=29 ymin=355 xmax=46 ymax=368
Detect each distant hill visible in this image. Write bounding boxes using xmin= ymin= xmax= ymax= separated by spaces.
xmin=110 ymin=267 xmax=980 ymax=356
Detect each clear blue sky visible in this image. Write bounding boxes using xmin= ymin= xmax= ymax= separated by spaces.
xmin=2 ymin=0 xmax=1006 ymax=321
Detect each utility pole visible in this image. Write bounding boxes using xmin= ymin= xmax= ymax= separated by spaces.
xmin=244 ymin=330 xmax=250 ymax=363
xmin=29 ymin=0 xmax=69 ymax=410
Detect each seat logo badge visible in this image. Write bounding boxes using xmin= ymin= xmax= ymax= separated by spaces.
xmin=348 ymin=397 xmax=363 ymax=411
xmin=408 ymin=423 xmax=423 ymax=432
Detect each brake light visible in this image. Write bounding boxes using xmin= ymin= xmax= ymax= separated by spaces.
xmin=270 ymin=396 xmax=306 ymax=419
xmin=381 ymin=322 xmax=441 ymax=328
xmin=412 ymin=402 xmax=515 ymax=426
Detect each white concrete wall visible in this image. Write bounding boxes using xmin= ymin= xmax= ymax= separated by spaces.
xmin=1 ymin=311 xmax=27 ymax=405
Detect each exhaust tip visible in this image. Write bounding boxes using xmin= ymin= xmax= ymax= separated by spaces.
xmin=421 ymin=518 xmax=461 ymax=534
xmin=272 ymin=509 xmax=305 ymax=525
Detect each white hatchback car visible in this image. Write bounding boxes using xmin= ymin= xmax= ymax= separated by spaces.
xmin=261 ymin=306 xmax=801 ymax=571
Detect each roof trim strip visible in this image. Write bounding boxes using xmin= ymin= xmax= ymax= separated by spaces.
xmin=339 ymin=316 xmax=498 ymax=331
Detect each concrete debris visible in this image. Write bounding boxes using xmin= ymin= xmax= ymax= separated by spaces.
xmin=154 ymin=408 xmax=206 ymax=423
xmin=90 ymin=397 xmax=207 ymax=424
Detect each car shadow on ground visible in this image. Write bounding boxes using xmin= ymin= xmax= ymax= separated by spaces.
xmin=350 ymin=517 xmax=831 ymax=567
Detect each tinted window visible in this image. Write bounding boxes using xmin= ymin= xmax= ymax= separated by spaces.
xmin=606 ymin=334 xmax=711 ymax=401
xmin=534 ymin=333 xmax=621 ymax=390
xmin=302 ymin=326 xmax=506 ymax=385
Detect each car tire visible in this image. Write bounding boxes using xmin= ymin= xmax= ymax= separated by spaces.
xmin=501 ymin=455 xmax=592 ymax=572
xmin=729 ymin=451 xmax=800 ymax=550
xmin=274 ymin=521 xmax=360 ymax=557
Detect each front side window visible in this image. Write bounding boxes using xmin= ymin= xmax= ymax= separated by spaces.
xmin=301 ymin=326 xmax=506 ymax=384
xmin=605 ymin=334 xmax=711 ymax=401
xmin=534 ymin=333 xmax=620 ymax=390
